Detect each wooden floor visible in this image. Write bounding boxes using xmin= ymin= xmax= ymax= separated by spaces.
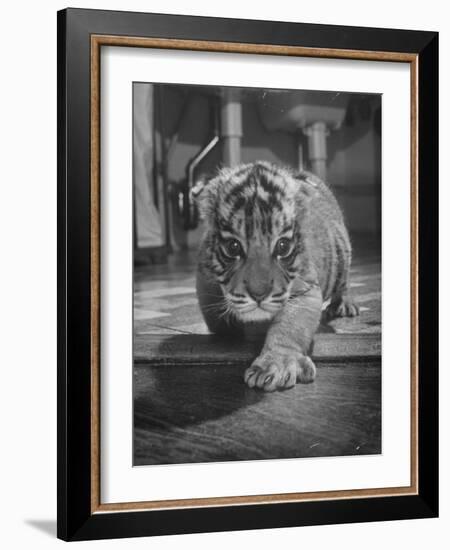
xmin=133 ymin=237 xmax=381 ymax=466
xmin=134 ymin=362 xmax=381 ymax=465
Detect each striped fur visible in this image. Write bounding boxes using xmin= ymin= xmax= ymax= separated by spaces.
xmin=196 ymin=161 xmax=359 ymax=391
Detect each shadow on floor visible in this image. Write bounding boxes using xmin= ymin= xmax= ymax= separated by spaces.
xmin=25 ymin=519 xmax=56 ymax=538
xmin=134 ymin=362 xmax=264 ymax=429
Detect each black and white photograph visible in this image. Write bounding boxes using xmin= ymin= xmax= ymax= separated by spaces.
xmin=133 ymin=82 xmax=382 ymax=466
xmin=0 ymin=0 xmax=443 ymax=545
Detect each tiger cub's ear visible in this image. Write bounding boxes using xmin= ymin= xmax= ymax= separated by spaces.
xmin=192 ymin=176 xmax=219 ymax=225
xmin=294 ymin=177 xmax=318 ymax=216
xmin=295 ymin=171 xmax=321 ymax=197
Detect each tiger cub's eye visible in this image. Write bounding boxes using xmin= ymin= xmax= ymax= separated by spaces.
xmin=275 ymin=238 xmax=292 ymax=257
xmin=225 ymin=239 xmax=243 ymax=258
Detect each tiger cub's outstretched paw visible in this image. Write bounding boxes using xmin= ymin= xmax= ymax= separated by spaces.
xmin=244 ymin=350 xmax=316 ymax=392
xmin=323 ymin=295 xmax=359 ymax=323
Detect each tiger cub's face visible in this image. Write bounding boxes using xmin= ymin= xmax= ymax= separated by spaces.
xmin=198 ymin=162 xmax=309 ymax=323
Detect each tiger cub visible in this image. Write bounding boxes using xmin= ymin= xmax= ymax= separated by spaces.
xmin=196 ymin=161 xmax=359 ymax=391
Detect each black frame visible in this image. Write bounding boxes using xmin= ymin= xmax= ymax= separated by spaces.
xmin=57 ymin=8 xmax=438 ymax=541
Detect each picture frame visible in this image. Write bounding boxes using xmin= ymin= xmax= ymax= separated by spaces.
xmin=57 ymin=7 xmax=438 ymax=541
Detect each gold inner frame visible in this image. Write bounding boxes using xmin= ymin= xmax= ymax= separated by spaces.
xmin=90 ymin=35 xmax=419 ymax=514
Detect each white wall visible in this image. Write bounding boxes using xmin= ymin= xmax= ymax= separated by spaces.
xmin=0 ymin=1 xmax=447 ymax=549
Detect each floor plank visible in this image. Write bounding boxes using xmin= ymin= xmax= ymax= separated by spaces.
xmin=134 ymin=332 xmax=382 ymax=365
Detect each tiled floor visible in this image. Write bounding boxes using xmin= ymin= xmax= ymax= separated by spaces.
xmin=133 ymin=237 xmax=382 ymax=466
xmin=134 ymin=241 xmax=381 ymax=340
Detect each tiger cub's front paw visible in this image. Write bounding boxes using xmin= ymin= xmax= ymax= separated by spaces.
xmin=244 ymin=350 xmax=316 ymax=392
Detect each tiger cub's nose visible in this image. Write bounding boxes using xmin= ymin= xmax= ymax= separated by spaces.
xmin=245 ymin=279 xmax=273 ymax=304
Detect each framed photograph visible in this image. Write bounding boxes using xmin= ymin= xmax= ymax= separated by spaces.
xmin=57 ymin=8 xmax=438 ymax=541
